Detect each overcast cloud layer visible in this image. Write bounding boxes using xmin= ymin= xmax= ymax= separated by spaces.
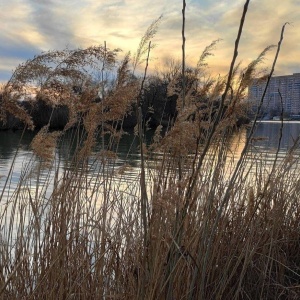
xmin=0 ymin=0 xmax=299 ymax=82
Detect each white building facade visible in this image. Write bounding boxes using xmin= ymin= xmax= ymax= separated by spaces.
xmin=249 ymin=73 xmax=300 ymax=116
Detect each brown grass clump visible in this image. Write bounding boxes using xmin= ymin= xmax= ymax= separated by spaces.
xmin=1 ymin=2 xmax=300 ymax=300
xmin=31 ymin=126 xmax=61 ymax=162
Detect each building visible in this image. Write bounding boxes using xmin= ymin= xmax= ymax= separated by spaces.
xmin=249 ymin=73 xmax=300 ymax=116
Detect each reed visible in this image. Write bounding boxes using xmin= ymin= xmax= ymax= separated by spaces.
xmin=0 ymin=1 xmax=299 ymax=299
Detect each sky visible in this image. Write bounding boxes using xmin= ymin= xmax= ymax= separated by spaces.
xmin=0 ymin=0 xmax=299 ymax=83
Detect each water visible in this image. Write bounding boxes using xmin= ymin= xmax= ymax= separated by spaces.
xmin=250 ymin=121 xmax=300 ymax=150
xmin=0 ymin=121 xmax=300 ymax=203
xmin=0 ymin=121 xmax=299 ymax=253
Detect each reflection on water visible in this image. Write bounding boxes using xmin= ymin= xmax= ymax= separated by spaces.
xmin=251 ymin=121 xmax=300 ymax=150
xmin=0 ymin=128 xmax=144 ymax=204
xmin=0 ymin=122 xmax=300 ymax=202
xmin=245 ymin=121 xmax=300 ymax=171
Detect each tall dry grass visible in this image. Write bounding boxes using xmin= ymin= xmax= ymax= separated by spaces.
xmin=1 ymin=1 xmax=300 ymax=299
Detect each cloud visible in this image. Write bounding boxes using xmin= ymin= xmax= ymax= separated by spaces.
xmin=0 ymin=0 xmax=299 ymax=82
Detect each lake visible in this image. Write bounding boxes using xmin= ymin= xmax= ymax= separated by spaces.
xmin=0 ymin=121 xmax=300 ymax=203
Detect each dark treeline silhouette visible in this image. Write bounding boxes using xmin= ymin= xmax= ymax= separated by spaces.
xmin=0 ymin=74 xmax=250 ymax=132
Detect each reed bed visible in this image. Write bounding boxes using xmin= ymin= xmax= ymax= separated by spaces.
xmin=1 ymin=1 xmax=300 ymax=299
xmin=1 ymin=121 xmax=300 ymax=300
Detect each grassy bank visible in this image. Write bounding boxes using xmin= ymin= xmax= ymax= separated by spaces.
xmin=1 ymin=1 xmax=300 ymax=299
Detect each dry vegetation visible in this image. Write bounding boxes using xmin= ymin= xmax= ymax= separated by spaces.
xmin=0 ymin=1 xmax=300 ymax=299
